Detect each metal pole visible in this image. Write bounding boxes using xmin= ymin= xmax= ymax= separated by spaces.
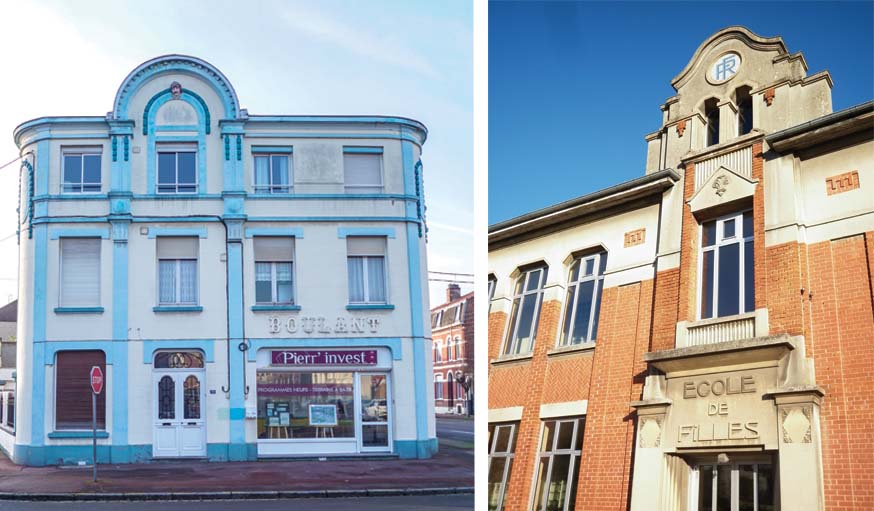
xmin=92 ymin=391 xmax=97 ymax=482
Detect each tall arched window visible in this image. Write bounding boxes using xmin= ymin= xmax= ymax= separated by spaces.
xmin=434 ymin=341 xmax=442 ymax=363
xmin=560 ymin=252 xmax=607 ymax=346
xmin=735 ymin=86 xmax=753 ymax=136
xmin=504 ymin=265 xmax=548 ymax=355
xmin=704 ymin=98 xmax=720 ymax=147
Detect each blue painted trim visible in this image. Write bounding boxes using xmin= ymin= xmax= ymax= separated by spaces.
xmin=132 ymin=194 xmax=223 ymax=200
xmin=50 ymin=228 xmax=109 ymax=240
xmin=251 ymin=146 xmax=293 ymax=154
xmin=111 ymin=225 xmax=129 ymax=450
xmin=153 ymin=135 xmax=200 ymax=142
xmin=246 ymin=193 xmax=415 ymax=200
xmin=244 ymin=132 xmax=424 ymax=148
xmin=147 ymin=227 xmax=207 ymax=238
xmin=246 ymin=115 xmax=426 ymax=137
xmin=244 ymin=227 xmax=303 ymax=238
xmin=226 ymin=241 xmax=246 ymax=458
xmin=41 ymin=341 xmax=114 ymax=365
xmin=154 ymin=124 xmax=200 ymax=132
xmin=54 ymin=307 xmax=105 ymax=314
xmin=247 ymin=338 xmax=403 ymax=362
xmin=143 ymin=339 xmax=215 ymax=363
xmin=346 ymin=304 xmax=395 ymax=310
xmin=13 ymin=443 xmax=153 ymax=466
xmin=48 ymin=431 xmax=109 ymax=439
xmin=146 ymin=93 xmax=207 ymax=196
xmin=394 ymin=438 xmax=438 ymax=459
xmin=34 ymin=194 xmax=108 ymax=201
xmin=153 ymin=305 xmax=204 ymax=312
xmin=143 ymin=89 xmax=211 ymax=135
xmin=251 ymin=305 xmax=301 ymax=312
xmin=35 ymin=215 xmax=421 ymax=225
xmin=337 ymin=227 xmax=396 ymax=238
xmin=230 ymin=408 xmax=245 ymax=420
xmin=343 ymin=146 xmax=384 ymax=154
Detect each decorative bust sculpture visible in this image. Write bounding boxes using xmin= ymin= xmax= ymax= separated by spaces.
xmin=170 ymin=81 xmax=183 ymax=99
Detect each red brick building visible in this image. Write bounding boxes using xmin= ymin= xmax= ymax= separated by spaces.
xmin=431 ymin=284 xmax=474 ymax=415
xmin=487 ymin=27 xmax=873 ymax=511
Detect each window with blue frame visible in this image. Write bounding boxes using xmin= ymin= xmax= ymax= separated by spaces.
xmin=157 ymin=144 xmax=197 ymax=194
xmin=62 ymin=149 xmax=101 ymax=193
xmin=254 ymin=154 xmax=291 ymax=193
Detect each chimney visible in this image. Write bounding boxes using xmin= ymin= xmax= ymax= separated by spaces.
xmin=446 ymin=283 xmax=461 ymax=303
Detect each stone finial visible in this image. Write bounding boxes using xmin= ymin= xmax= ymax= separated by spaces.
xmin=763 ymin=87 xmax=775 ymax=106
xmin=676 ymin=119 xmax=687 ymax=137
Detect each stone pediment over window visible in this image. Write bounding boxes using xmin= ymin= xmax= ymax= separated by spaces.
xmin=687 ymin=165 xmax=757 ymax=214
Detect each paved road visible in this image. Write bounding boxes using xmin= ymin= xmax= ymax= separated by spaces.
xmin=0 ymin=495 xmax=473 ymax=510
xmin=436 ymin=417 xmax=474 ymax=444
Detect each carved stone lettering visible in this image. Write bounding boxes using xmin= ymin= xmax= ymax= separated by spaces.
xmin=268 ymin=315 xmax=382 ymax=335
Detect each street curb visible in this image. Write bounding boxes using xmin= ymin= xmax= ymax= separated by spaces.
xmin=0 ymin=486 xmax=475 ymax=502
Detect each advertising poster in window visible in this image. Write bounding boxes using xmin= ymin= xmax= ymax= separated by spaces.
xmin=309 ymin=404 xmax=338 ymax=426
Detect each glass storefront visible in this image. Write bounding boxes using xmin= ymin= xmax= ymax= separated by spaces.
xmin=256 ymin=372 xmax=355 ymax=439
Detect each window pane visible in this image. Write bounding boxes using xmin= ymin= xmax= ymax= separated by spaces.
xmin=590 ymin=280 xmax=603 ymax=341
xmin=276 ymin=262 xmax=294 ymax=303
xmin=183 ymin=375 xmax=201 ymax=419
xmin=158 ymin=260 xmax=176 ymax=303
xmin=574 ymin=419 xmax=584 ymax=450
xmin=179 ymin=260 xmax=197 ymax=303
xmin=360 ymin=374 xmax=388 ymax=423
xmin=744 ymin=240 xmax=755 ymax=313
xmin=584 ymin=258 xmax=594 ymax=276
xmin=487 ymin=457 xmax=508 ymax=511
xmin=63 ymin=155 xmax=81 ymax=187
xmin=525 ymin=270 xmax=541 ymax=292
xmin=545 ymin=454 xmax=571 ymax=511
xmin=716 ymin=465 xmax=731 ymax=511
xmin=723 ymin=218 xmax=736 ymax=239
xmin=698 ymin=466 xmax=713 ymax=511
xmin=158 ymin=153 xmax=176 ymax=184
xmin=556 ymin=421 xmax=574 ymax=450
xmin=570 ymin=280 xmax=595 ymax=344
xmin=701 ymin=250 xmax=715 ymax=319
xmin=568 ymin=260 xmax=579 ymax=282
xmin=560 ymin=286 xmax=576 ymax=345
xmin=743 ymin=211 xmax=753 ymax=237
xmin=532 ymin=457 xmax=550 ymax=511
xmin=567 ymin=455 xmax=581 ymax=511
xmin=503 ymin=299 xmax=520 ymax=355
xmin=254 ymin=156 xmax=269 ymax=189
xmin=178 ymin=152 xmax=196 ymax=184
xmin=272 ymin=155 xmax=288 ymax=186
xmin=347 ymin=257 xmax=365 ymax=302
xmin=255 ymin=262 xmax=273 ymax=303
xmin=83 ymin=155 xmax=101 ymax=184
xmin=494 ymin=425 xmax=512 ymax=452
xmin=702 ymin=221 xmax=717 ymax=247
xmin=158 ymin=375 xmax=175 ymax=420
xmin=757 ymin=464 xmax=776 ymax=511
xmin=361 ymin=425 xmax=388 ymax=447
xmin=540 ymin=421 xmax=556 ymax=452
xmin=513 ymin=293 xmax=537 ymax=354
xmin=738 ymin=465 xmax=755 ymax=511
xmin=367 ymin=257 xmax=386 ymax=302
xmin=255 ymin=371 xmax=354 ymax=439
xmin=717 ymin=243 xmax=740 ymax=317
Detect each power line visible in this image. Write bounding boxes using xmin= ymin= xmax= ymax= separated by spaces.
xmin=0 ymin=152 xmax=31 ymax=172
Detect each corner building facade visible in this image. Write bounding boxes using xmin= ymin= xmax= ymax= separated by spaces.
xmin=11 ymin=55 xmax=436 ymax=465
xmin=488 ymin=27 xmax=873 ymax=511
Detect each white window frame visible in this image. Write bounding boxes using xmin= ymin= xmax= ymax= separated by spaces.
xmin=254 ymin=261 xmax=295 ymax=305
xmin=557 ymin=252 xmax=606 ymax=347
xmin=454 ymin=336 xmax=462 ymax=360
xmin=157 ymin=258 xmax=199 ymax=305
xmin=688 ymin=460 xmax=774 ymax=511
xmin=488 ymin=275 xmax=497 ymax=313
xmin=529 ymin=417 xmax=585 ymax=511
xmin=343 ymin=151 xmax=384 ymax=193
xmin=61 ymin=148 xmax=102 ymax=194
xmin=488 ymin=422 xmax=518 ymax=511
xmin=502 ymin=266 xmax=548 ymax=356
xmin=434 ymin=374 xmax=443 ymax=399
xmin=434 ymin=340 xmax=442 ymax=363
xmin=347 ymin=255 xmax=388 ymax=304
xmin=697 ymin=209 xmax=754 ymax=320
xmin=445 ymin=336 xmax=454 ymax=361
xmin=253 ymin=153 xmax=292 ymax=194
xmin=59 ymin=237 xmax=102 ymax=307
xmin=156 ymin=144 xmax=198 ymax=194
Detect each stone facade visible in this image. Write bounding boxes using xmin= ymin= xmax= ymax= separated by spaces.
xmin=488 ymin=26 xmax=873 ymax=511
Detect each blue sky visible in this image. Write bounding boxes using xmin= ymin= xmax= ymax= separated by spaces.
xmin=0 ymin=0 xmax=472 ymax=307
xmin=489 ymin=1 xmax=874 ymax=224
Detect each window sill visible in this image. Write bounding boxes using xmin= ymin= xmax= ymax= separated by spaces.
xmin=0 ymin=425 xmax=14 ymax=435
xmin=346 ymin=304 xmax=395 ymax=311
xmin=153 ymin=305 xmax=204 ymax=313
xmin=547 ymin=342 xmax=596 ymax=357
xmin=49 ymin=431 xmax=109 ymax=439
xmin=252 ymin=304 xmax=301 ymax=312
xmin=54 ymin=307 xmax=105 ymax=314
xmin=490 ymin=352 xmax=534 ymax=366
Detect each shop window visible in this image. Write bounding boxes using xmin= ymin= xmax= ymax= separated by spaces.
xmin=256 ymin=372 xmax=354 ymax=439
xmin=559 ymin=252 xmax=606 ymax=346
xmin=254 ymin=237 xmax=295 ymax=305
xmin=157 ymin=237 xmax=199 ymax=305
xmin=254 ymin=153 xmax=291 ymax=193
xmin=531 ymin=417 xmax=585 ymax=511
xmin=434 ymin=374 xmax=443 ymax=399
xmin=61 ymin=149 xmax=101 ymax=193
xmin=157 ymin=144 xmax=197 ymax=194
xmin=705 ymin=98 xmax=720 ymax=147
xmin=699 ymin=210 xmax=754 ymax=319
xmin=60 ymin=238 xmax=101 ymax=307
xmin=503 ymin=265 xmax=548 ymax=356
xmin=736 ymin=86 xmax=753 ymax=136
xmin=55 ymin=350 xmax=105 ymax=430
xmin=487 ymin=422 xmax=518 ymax=511
xmin=343 ymin=149 xmax=383 ymax=193
xmin=346 ymin=237 xmax=387 ymax=304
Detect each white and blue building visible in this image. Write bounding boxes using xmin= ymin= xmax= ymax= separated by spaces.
xmin=8 ymin=55 xmax=436 ymax=465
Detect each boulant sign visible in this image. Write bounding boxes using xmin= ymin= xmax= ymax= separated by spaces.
xmin=271 ymin=349 xmax=378 ymax=366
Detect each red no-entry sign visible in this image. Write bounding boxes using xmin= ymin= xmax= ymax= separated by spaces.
xmin=90 ymin=366 xmax=103 ymax=395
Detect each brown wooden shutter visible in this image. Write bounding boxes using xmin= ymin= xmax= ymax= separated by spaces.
xmin=56 ymin=350 xmax=105 ymax=429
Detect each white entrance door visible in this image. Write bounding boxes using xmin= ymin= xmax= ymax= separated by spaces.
xmin=153 ymin=371 xmax=206 ymax=457
xmin=358 ymin=373 xmax=392 ymax=452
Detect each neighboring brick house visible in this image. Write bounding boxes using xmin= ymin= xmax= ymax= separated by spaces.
xmin=488 ymin=26 xmax=873 ymax=511
xmin=430 ymin=284 xmax=474 ymax=415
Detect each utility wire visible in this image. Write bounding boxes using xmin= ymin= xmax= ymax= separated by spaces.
xmin=0 ymin=153 xmax=31 ymax=172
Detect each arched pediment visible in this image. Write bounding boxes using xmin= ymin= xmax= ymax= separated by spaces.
xmin=671 ymin=26 xmax=788 ymax=91
xmin=112 ymin=54 xmax=240 ymax=119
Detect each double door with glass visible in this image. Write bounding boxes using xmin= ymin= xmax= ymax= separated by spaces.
xmin=153 ymin=370 xmax=206 ymax=457
xmin=692 ymin=462 xmax=776 ymax=511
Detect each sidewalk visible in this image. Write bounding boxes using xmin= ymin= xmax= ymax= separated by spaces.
xmin=0 ymin=442 xmax=473 ymax=500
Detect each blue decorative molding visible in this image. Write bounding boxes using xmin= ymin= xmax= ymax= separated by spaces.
xmin=123 ymin=136 xmax=129 ymax=162
xmin=246 ymin=338 xmax=404 ymax=362
xmin=50 ymin=228 xmax=110 ymax=240
xmin=343 ymin=146 xmax=384 ymax=154
xmin=337 ymin=227 xmax=396 ymax=238
xmin=147 ymin=227 xmax=207 ymax=238
xmin=244 ymin=132 xmax=424 ymax=148
xmin=142 ymin=339 xmax=215 ymax=363
xmin=153 ymin=305 xmax=204 ymax=313
xmin=54 ymin=307 xmax=105 ymax=314
xmin=112 ymin=136 xmax=118 ymax=162
xmin=244 ymin=227 xmax=303 ymax=238
xmin=346 ymin=304 xmax=395 ymax=311
xmin=41 ymin=340 xmax=114 ymax=365
xmin=236 ymin=135 xmax=241 ymax=161
xmin=226 ymin=240 xmax=246 ymax=459
xmin=145 ymin=93 xmax=207 ymax=195
xmin=224 ymin=135 xmax=230 ymax=161
xmin=251 ymin=304 xmax=301 ymax=312
xmin=414 ymin=159 xmax=428 ymax=240
xmin=20 ymin=159 xmax=34 ymax=240
xmin=48 ymin=431 xmax=109 ymax=439
xmin=251 ymin=146 xmax=293 ymax=154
